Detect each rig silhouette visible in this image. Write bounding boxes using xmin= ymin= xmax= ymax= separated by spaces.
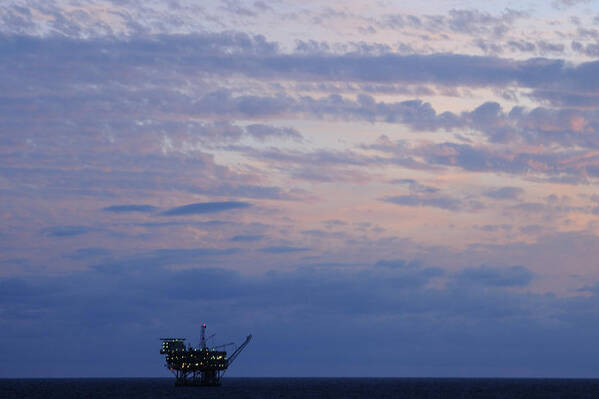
xmin=160 ymin=324 xmax=252 ymax=386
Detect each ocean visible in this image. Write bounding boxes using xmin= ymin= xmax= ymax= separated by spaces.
xmin=2 ymin=378 xmax=599 ymax=398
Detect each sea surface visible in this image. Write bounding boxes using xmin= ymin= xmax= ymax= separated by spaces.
xmin=2 ymin=378 xmax=599 ymax=399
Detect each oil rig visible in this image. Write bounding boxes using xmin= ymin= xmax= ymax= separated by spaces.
xmin=160 ymin=324 xmax=252 ymax=386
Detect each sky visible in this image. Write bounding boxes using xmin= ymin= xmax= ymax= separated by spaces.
xmin=3 ymin=0 xmax=599 ymax=378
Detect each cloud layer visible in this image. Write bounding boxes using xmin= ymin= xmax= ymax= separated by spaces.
xmin=2 ymin=0 xmax=599 ymax=379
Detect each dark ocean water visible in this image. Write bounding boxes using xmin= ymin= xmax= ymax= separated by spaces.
xmin=2 ymin=378 xmax=599 ymax=399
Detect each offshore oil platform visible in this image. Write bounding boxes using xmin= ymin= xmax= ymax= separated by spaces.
xmin=160 ymin=324 xmax=252 ymax=386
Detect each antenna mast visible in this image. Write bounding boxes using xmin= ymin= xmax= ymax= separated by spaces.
xmin=200 ymin=323 xmax=207 ymax=349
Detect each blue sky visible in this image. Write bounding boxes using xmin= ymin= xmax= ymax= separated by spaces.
xmin=3 ymin=0 xmax=599 ymax=378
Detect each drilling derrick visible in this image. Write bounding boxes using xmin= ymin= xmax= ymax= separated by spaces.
xmin=160 ymin=324 xmax=252 ymax=386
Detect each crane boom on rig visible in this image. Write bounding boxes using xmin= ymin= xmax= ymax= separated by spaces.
xmin=227 ymin=334 xmax=252 ymax=367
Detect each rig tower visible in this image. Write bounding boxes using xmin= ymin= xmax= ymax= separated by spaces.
xmin=160 ymin=324 xmax=252 ymax=386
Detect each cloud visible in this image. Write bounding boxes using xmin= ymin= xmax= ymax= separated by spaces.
xmin=91 ymin=247 xmax=242 ymax=273
xmin=41 ymin=225 xmax=98 ymax=237
xmin=196 ymin=90 xmax=293 ymax=118
xmin=245 ymin=124 xmax=302 ymax=141
xmin=221 ymin=0 xmax=257 ymax=17
xmin=233 ymin=146 xmax=383 ymax=182
xmin=553 ymin=0 xmax=590 ymax=9
xmin=411 ymin=141 xmax=589 ymax=179
xmin=455 ymin=265 xmax=534 ymax=287
xmin=162 ymin=201 xmax=251 ymax=216
xmin=571 ymin=40 xmax=599 ymax=58
xmin=537 ymin=40 xmax=565 ymax=55
xmin=484 ymin=186 xmax=524 ymax=200
xmin=322 ymin=219 xmax=347 ymax=229
xmin=519 ymin=225 xmax=545 ymax=234
xmin=475 ymin=224 xmax=513 ymax=232
xmin=509 ymin=202 xmax=548 ymax=213
xmin=375 ymin=259 xmax=423 ymax=269
xmin=190 ymin=184 xmax=296 ymax=200
xmin=381 ymin=194 xmax=462 ymax=211
xmin=446 ymin=9 xmax=524 ymax=37
xmin=390 ymin=178 xmax=439 ymax=194
xmin=301 ymin=228 xmax=346 ymax=238
xmin=190 ymin=92 xmax=599 ymax=146
xmin=3 ymin=33 xmax=596 ymax=93
xmin=6 ymin=32 xmax=599 ymax=148
xmin=507 ymin=40 xmax=536 ymax=52
xmin=66 ymin=248 xmax=112 ymax=259
xmin=3 ymin=255 xmax=599 ymax=377
xmin=103 ymin=204 xmax=157 ymax=213
xmin=231 ymin=234 xmax=265 ymax=242
xmin=149 ymin=248 xmax=241 ymax=264
xmin=377 ymin=8 xmax=525 ymax=39
xmin=259 ymin=246 xmax=310 ymax=253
